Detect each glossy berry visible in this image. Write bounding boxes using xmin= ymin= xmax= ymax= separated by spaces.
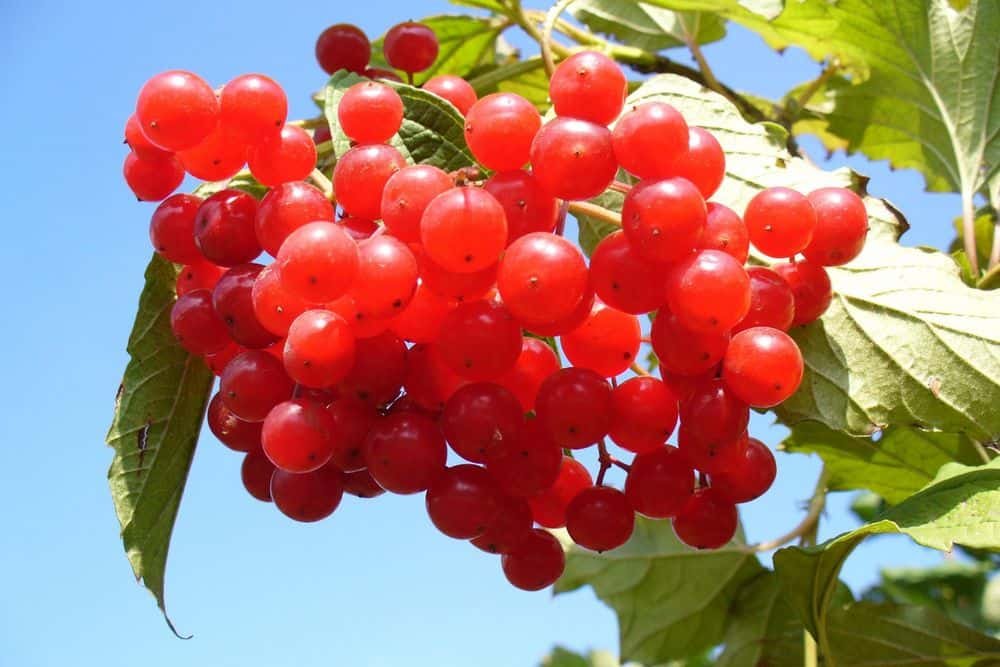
xmin=673 ymin=487 xmax=738 ymax=549
xmin=339 ymin=332 xmax=407 ymax=406
xmin=497 ymin=232 xmax=588 ymax=325
xmin=170 ymin=289 xmax=230 ymax=355
xmin=560 ymin=301 xmax=641 ymax=378
xmin=208 ymin=392 xmax=262 ymax=453
xmin=609 ymin=377 xmax=678 ymax=453
xmin=365 ymin=67 xmax=403 ymax=82
xmin=773 ymin=260 xmax=832 ymax=325
xmin=220 ymin=350 xmax=295 ymax=422
xmin=530 ymin=118 xmax=617 ymax=201
xmin=666 ymin=250 xmax=750 ymax=334
xmin=363 ymin=412 xmax=447 ymax=494
xmin=566 ymin=486 xmax=634 ymax=552
xmin=442 ymin=382 xmax=523 ymax=463
xmin=625 ymin=446 xmax=694 ymax=518
xmin=261 ymin=398 xmax=337 ymax=472
xmin=485 ymin=419 xmax=562 ymax=498
xmin=736 ymin=267 xmax=795 ymax=332
xmin=535 ymin=368 xmax=612 ymax=449
xmin=350 ymin=236 xmax=418 ymax=318
xmin=423 ymin=75 xmax=477 ymax=114
xmin=194 ymin=189 xmax=261 ymax=266
xmin=418 ymin=252 xmax=496 ymax=303
xmin=549 ymin=51 xmax=627 ymax=125
xmin=283 ymin=309 xmax=356 ymax=388
xmin=247 ymin=125 xmax=317 ymax=187
xmin=673 ymin=127 xmax=725 ymax=198
xmin=383 ymin=22 xmax=439 ymax=74
xmin=381 ymin=165 xmax=454 ymax=243
xmin=212 ymin=264 xmax=279 ymax=349
xmin=589 ymin=231 xmax=666 ymax=314
xmin=650 ymin=309 xmax=730 ymax=377
xmin=338 ymin=81 xmax=404 ymax=144
xmin=527 ymin=456 xmax=593 ymax=528
xmin=334 ymin=144 xmax=406 ymax=220
xmin=123 ymin=152 xmax=184 ymax=201
xmin=271 ymin=465 xmax=344 ymax=522
xmin=722 ymin=326 xmax=803 ymax=408
xmin=341 ymin=468 xmax=385 ymax=498
xmin=421 ymin=187 xmax=508 ymax=273
xmin=315 ymin=24 xmax=371 ymax=74
xmin=711 ymin=437 xmax=777 ymax=503
xmin=678 ymin=423 xmax=747 ymax=478
xmin=699 ymin=202 xmax=749 ymax=263
xmin=677 ymin=379 xmax=749 ymax=473
xmin=276 ymin=221 xmax=359 ymax=302
xmin=176 ymin=260 xmax=225 ymax=296
xmin=464 ymin=93 xmax=541 ymax=171
xmin=425 ymin=464 xmax=500 ymax=539
xmin=241 ymin=451 xmax=276 ymax=502
xmin=204 ymin=343 xmax=243 ymax=377
xmin=744 ymin=187 xmax=817 ymax=258
xmin=389 ymin=283 xmax=455 ymax=344
xmin=804 ymin=188 xmax=868 ymax=265
xmin=149 ymin=194 xmax=202 ymax=264
xmin=325 ymin=397 xmax=376 ymax=471
xmin=523 ymin=286 xmax=596 ymax=337
xmin=219 ymin=73 xmax=287 ymax=143
xmin=178 ymin=121 xmax=247 ymax=182
xmin=437 ymin=300 xmax=522 ymax=380
xmin=622 ymin=178 xmax=707 ymax=263
xmin=135 ymin=70 xmax=219 ymax=151
xmin=250 ymin=263 xmax=311 ymax=337
xmin=255 ymin=181 xmax=335 ymax=258
xmin=483 ymin=171 xmax=559 ymax=241
xmin=125 ymin=113 xmax=170 ymax=160
xmin=613 ymin=102 xmax=689 ymax=179
xmin=496 ymin=337 xmax=561 ymax=411
xmin=501 ymin=528 xmax=565 ymax=591
xmin=471 ymin=494 xmax=533 ymax=554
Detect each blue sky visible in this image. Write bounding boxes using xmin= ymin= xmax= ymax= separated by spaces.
xmin=0 ymin=2 xmax=963 ymax=666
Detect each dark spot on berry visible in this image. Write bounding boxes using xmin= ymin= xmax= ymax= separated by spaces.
xmin=392 ymin=299 xmax=402 ymax=308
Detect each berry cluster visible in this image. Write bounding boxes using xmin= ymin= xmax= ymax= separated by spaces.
xmin=123 ymin=21 xmax=869 ymax=592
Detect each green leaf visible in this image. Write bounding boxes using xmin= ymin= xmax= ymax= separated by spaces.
xmin=569 ymin=1 xmax=726 ymax=52
xmin=324 ymin=72 xmax=476 ymax=172
xmin=448 ymin=0 xmax=510 ymax=13
xmin=774 ymin=457 xmax=1000 ymax=638
xmin=716 ymin=573 xmax=806 ymax=667
xmin=576 ymin=189 xmax=624 ymax=256
xmin=193 ymin=172 xmax=268 ymax=200
xmin=781 ymin=423 xmax=983 ymax=504
xmin=554 ymin=518 xmax=763 ymax=664
xmin=849 ymin=491 xmax=886 ymax=523
xmin=105 ymin=254 xmax=215 ymax=635
xmin=824 ymin=601 xmax=1000 ymax=665
xmin=466 ymin=57 xmax=551 ymax=111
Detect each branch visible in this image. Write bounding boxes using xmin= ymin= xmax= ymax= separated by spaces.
xmin=541 ymin=0 xmax=578 ymax=76
xmin=566 ymin=200 xmax=621 ymax=227
xmin=793 ymin=59 xmax=840 ymax=112
xmin=753 ymin=466 xmax=829 ymax=552
xmin=978 ymin=262 xmax=1000 ymax=290
xmin=308 ymin=168 xmax=333 ymax=199
xmin=961 ymin=189 xmax=981 ymax=276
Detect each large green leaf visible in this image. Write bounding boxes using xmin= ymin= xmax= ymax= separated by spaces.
xmin=569 ymin=1 xmax=726 ymax=52
xmin=323 ymin=71 xmax=476 ymax=172
xmin=782 ymin=423 xmax=983 ymax=504
xmin=106 ymin=254 xmax=214 ymax=634
xmin=554 ymin=518 xmax=763 ymax=664
xmin=580 ymin=74 xmax=1000 ymax=440
xmin=716 ymin=574 xmax=807 ymax=667
xmin=774 ymin=457 xmax=1000 ymax=638
xmin=467 ymin=57 xmax=551 ymax=111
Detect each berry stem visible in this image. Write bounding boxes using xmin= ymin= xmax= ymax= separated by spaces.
xmin=555 ymin=201 xmax=569 ymax=237
xmin=792 ymin=59 xmax=841 ymax=113
xmin=683 ymin=16 xmax=723 ymax=95
xmin=971 ymin=439 xmax=992 ymax=464
xmin=609 ymin=180 xmax=633 ymax=194
xmin=540 ymin=0 xmax=579 ymax=76
xmin=287 ymin=116 xmax=328 ymax=130
xmin=977 ymin=262 xmax=1000 ymax=289
xmin=566 ymin=201 xmax=621 ymax=227
xmin=308 ymin=168 xmax=334 ymax=199
xmin=961 ymin=188 xmax=980 ymax=276
xmin=595 ymin=439 xmax=613 ymax=486
xmin=610 ymin=458 xmax=631 ymax=473
xmin=753 ymin=465 xmax=829 ymax=552
xmin=629 ymin=362 xmax=650 ymax=377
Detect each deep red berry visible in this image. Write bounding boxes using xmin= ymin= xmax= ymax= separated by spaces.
xmin=271 ymin=464 xmax=344 ymax=522
xmin=549 ymin=51 xmax=627 ymax=125
xmin=464 ymin=93 xmax=541 ymax=171
xmin=666 ymin=250 xmax=750 ymax=334
xmin=622 ymin=177 xmax=706 ymax=264
xmin=402 ymin=344 xmax=468 ymax=411
xmin=442 ymin=382 xmax=524 ymax=463
xmin=250 ymin=263 xmax=311 ymax=337
xmin=772 ymin=260 xmax=832 ymax=325
xmin=699 ymin=202 xmax=749 ymax=263
xmin=125 ymin=113 xmax=171 ymax=160
xmin=744 ymin=187 xmax=817 ymax=258
xmin=365 ymin=67 xmax=403 ymax=82
xmin=339 ymin=332 xmax=407 ymax=406
xmin=220 ymin=350 xmax=295 ymax=422
xmin=421 ymin=187 xmax=508 ymax=273
xmin=711 ymin=437 xmax=776 ymax=503
xmin=350 ymin=236 xmax=418 ymax=318
xmin=804 ymin=188 xmax=868 ymax=266
xmin=327 ymin=294 xmax=393 ymax=339
xmin=247 ymin=125 xmax=317 ymax=187
xmin=530 ymin=117 xmax=617 ymax=201
xmin=123 ymin=152 xmax=184 ymax=201
xmin=501 ymin=528 xmax=565 ymax=591
xmin=736 ymin=267 xmax=795 ymax=332
xmin=255 ymin=181 xmax=335 ymax=258
xmin=149 ymin=194 xmax=202 ymax=264
xmin=381 ymin=165 xmax=454 ymax=243
xmin=485 ymin=419 xmax=562 ymax=498
xmin=677 ymin=378 xmax=749 ymax=473
xmin=325 ymin=396 xmax=376 ymax=472
xmin=613 ymin=102 xmax=688 ymax=179
xmin=315 ymin=24 xmax=371 ymax=75
xmin=561 ymin=301 xmax=641 ymax=378
xmin=496 ymin=337 xmax=561 ymax=411
xmin=338 ymin=81 xmax=404 ymax=144
xmin=650 ymin=309 xmax=730 ymax=377
xmin=283 ymin=309 xmax=356 ymax=388
xmin=364 ymin=412 xmax=447 ymax=494
xmin=176 ymin=260 xmax=225 ymax=296
xmin=135 ymin=70 xmax=219 ymax=151
xmin=471 ymin=494 xmax=533 ymax=554
xmin=722 ymin=326 xmax=803 ymax=408
xmin=219 ymin=73 xmax=287 ymax=143
xmin=522 ymin=286 xmax=596 ymax=337
xmin=437 ymin=300 xmax=523 ymax=380
xmin=625 ymin=446 xmax=694 ymax=518
xmin=426 ymin=464 xmax=501 ymax=539
xmin=261 ymin=398 xmax=337 ymax=472
xmin=418 ymin=250 xmax=497 ymax=303
xmin=535 ymin=367 xmax=613 ymax=448
xmin=673 ymin=127 xmax=725 ymax=198
xmin=483 ymin=171 xmax=559 ymax=241
xmin=609 ymin=377 xmax=678 ymax=453
xmin=213 ymin=264 xmax=279 ymax=349
xmin=423 ymin=75 xmax=477 ymax=114
xmin=194 ymin=189 xmax=261 ymax=266
xmin=334 ymin=144 xmax=406 ymax=220
xmin=170 ymin=289 xmax=230 ymax=355
xmin=341 ymin=468 xmax=385 ymax=498
xmin=241 ymin=451 xmax=275 ymax=502
xmin=589 ymin=230 xmax=667 ymax=314
xmin=383 ymin=22 xmax=439 ymax=74
xmin=389 ymin=283 xmax=456 ymax=343
xmin=276 ymin=221 xmax=359 ymax=302
xmin=566 ymin=486 xmax=634 ymax=552
xmin=672 ymin=487 xmax=738 ymax=549
xmin=527 ymin=456 xmax=592 ymax=528
xmin=208 ymin=392 xmax=262 ymax=453
xmin=497 ymin=232 xmax=588 ymax=324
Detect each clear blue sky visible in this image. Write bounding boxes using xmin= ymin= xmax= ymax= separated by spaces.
xmin=0 ymin=2 xmax=960 ymax=665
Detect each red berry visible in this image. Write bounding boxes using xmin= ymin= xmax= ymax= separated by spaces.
xmin=423 ymin=75 xmax=477 ymax=114
xmin=522 ymin=286 xmax=595 ymax=337
xmin=381 ymin=165 xmax=454 ymax=243
xmin=194 ymin=189 xmax=261 ymax=266
xmin=613 ymin=102 xmax=689 ymax=180
xmin=276 ymin=221 xmax=359 ymax=302
xmin=170 ymin=289 xmax=230 ymax=355
xmin=364 ymin=412 xmax=447 ymax=494
xmin=334 ymin=144 xmax=406 ymax=220
xmin=338 ymin=81 xmax=404 ymax=144
xmin=241 ymin=450 xmax=276 ymax=501
xmin=549 ymin=51 xmax=627 ymax=126
xmin=250 ymin=264 xmax=311 ymax=337
xmin=261 ymin=398 xmax=337 ymax=472
xmin=609 ymin=377 xmax=678 ymax=453
xmin=178 ymin=128 xmax=247 ymax=183
xmin=699 ymin=202 xmax=749 ymax=263
xmin=711 ymin=437 xmax=776 ymax=503
xmin=483 ymin=170 xmax=559 ymax=241
xmin=442 ymin=382 xmax=524 ymax=463
xmin=219 ymin=73 xmax=287 ymax=143
xmin=672 ymin=487 xmax=738 ymax=549
xmin=208 ymin=392 xmax=262 ymax=452
xmin=271 ymin=464 xmax=344 ymax=522
xmin=176 ymin=260 xmax=225 ymax=296
xmin=125 ymin=113 xmax=171 ymax=160
xmin=135 ymin=70 xmax=219 ymax=151
xmin=389 ymin=282 xmax=456 ymax=343
xmin=621 ymin=177 xmax=706 ymax=263
xmin=220 ymin=350 xmax=295 ymax=422
xmin=674 ymin=127 xmax=725 ymax=199
xmin=418 ymin=251 xmax=497 ymax=303
xmin=383 ymin=22 xmax=439 ymax=74
xmin=402 ymin=344 xmax=468 ymax=411
xmin=773 ymin=261 xmax=832 ymax=325
xmin=426 ymin=464 xmax=501 ymax=539
xmin=421 ymin=187 xmax=508 ymax=273
xmin=365 ymin=67 xmax=403 ymax=82
xmin=677 ymin=378 xmax=749 ymax=473
xmin=804 ymin=188 xmax=868 ymax=266
xmin=530 ymin=117 xmax=617 ymax=201
xmin=722 ymin=326 xmax=803 ymax=408
xmin=736 ymin=267 xmax=795 ymax=332
xmin=501 ymin=528 xmax=565 ymax=591
xmin=498 ymin=232 xmax=588 ymax=324
xmin=350 ymin=236 xmax=418 ymax=318
xmin=339 ymin=331 xmax=407 ymax=406
xmin=283 ymin=309 xmax=356 ymax=388
xmin=566 ymin=486 xmax=635 ymax=552
xmin=471 ymin=494 xmax=533 ymax=554
xmin=625 ymin=446 xmax=694 ymax=518
xmin=325 ymin=396 xmax=376 ymax=472
xmin=255 ymin=181 xmax=335 ymax=258
xmin=437 ymin=300 xmax=523 ymax=380
xmin=247 ymin=125 xmax=317 ymax=187
xmin=123 ymin=152 xmax=184 ymax=201
xmin=213 ymin=264 xmax=279 ymax=349
xmin=496 ymin=337 xmax=561 ymax=411
xmin=341 ymin=468 xmax=385 ymax=498
xmin=666 ymin=250 xmax=750 ymax=334
xmin=528 ymin=456 xmax=593 ymax=528
xmin=485 ymin=419 xmax=562 ymax=498
xmin=315 ymin=24 xmax=371 ymax=75
xmin=744 ymin=187 xmax=817 ymax=258
xmin=589 ymin=230 xmax=667 ymax=314
xmin=535 ymin=367 xmax=612 ymax=449
xmin=561 ymin=301 xmax=641 ymax=378
xmin=149 ymin=194 xmax=202 ymax=264
xmin=464 ymin=93 xmax=541 ymax=171
xmin=650 ymin=309 xmax=730 ymax=377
